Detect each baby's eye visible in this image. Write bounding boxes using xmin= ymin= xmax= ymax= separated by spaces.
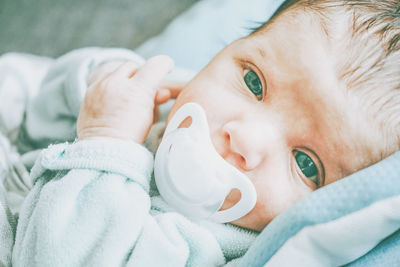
xmin=244 ymin=70 xmax=263 ymax=101
xmin=293 ymin=150 xmax=320 ymax=187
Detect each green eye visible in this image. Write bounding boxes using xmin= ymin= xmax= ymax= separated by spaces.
xmin=244 ymin=70 xmax=263 ymax=100
xmin=294 ymin=150 xmax=319 ymax=187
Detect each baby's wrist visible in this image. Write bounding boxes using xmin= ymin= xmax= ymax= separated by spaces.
xmin=77 ymin=127 xmax=140 ymax=143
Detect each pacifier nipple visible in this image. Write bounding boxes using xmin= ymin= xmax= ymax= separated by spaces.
xmin=154 ymin=103 xmax=257 ymax=223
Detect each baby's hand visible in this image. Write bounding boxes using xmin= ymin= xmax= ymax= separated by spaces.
xmin=77 ymin=55 xmax=174 ymax=143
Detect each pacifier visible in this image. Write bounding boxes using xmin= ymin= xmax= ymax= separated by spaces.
xmin=154 ymin=102 xmax=257 ymax=223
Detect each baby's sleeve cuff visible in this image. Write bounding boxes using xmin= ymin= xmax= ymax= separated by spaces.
xmin=30 ymin=138 xmax=154 ymax=192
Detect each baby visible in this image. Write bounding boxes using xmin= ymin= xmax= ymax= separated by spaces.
xmin=12 ymin=0 xmax=400 ymax=266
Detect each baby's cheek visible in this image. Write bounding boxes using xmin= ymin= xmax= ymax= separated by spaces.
xmin=230 ymin=199 xmax=274 ymax=231
xmin=253 ymin=198 xmax=276 ymax=222
xmin=245 ymin=187 xmax=296 ymax=230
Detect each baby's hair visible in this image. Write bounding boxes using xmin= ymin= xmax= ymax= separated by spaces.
xmin=258 ymin=0 xmax=400 ymax=156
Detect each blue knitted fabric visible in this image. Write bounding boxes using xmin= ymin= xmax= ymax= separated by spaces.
xmin=239 ymin=152 xmax=400 ymax=266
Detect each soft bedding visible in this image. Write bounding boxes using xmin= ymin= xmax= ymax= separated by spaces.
xmin=1 ymin=0 xmax=399 ymax=266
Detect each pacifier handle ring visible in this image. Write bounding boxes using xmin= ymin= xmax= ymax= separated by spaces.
xmin=209 ymin=172 xmax=257 ymax=223
xmin=164 ymin=103 xmax=209 ymax=137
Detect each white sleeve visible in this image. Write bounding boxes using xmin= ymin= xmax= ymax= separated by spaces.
xmin=0 ymin=180 xmax=16 ymax=267
xmin=13 ymin=139 xmax=154 ymax=266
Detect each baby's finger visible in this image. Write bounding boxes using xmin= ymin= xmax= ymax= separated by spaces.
xmin=153 ymin=106 xmax=161 ymax=123
xmin=131 ymin=55 xmax=174 ymax=89
xmin=113 ymin=61 xmax=139 ymax=78
xmin=159 ymin=80 xmax=187 ymax=98
xmin=155 ymin=88 xmax=171 ymax=104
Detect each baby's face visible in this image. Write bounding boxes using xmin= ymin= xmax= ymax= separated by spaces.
xmin=167 ymin=13 xmax=383 ymax=231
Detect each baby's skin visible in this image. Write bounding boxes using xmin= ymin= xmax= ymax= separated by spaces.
xmin=79 ymin=10 xmax=387 ymax=232
xmin=78 ymin=55 xmax=180 ymax=144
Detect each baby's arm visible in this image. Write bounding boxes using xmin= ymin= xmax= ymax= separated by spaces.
xmin=13 ymin=138 xmax=155 ymax=266
xmin=12 ymin=57 xmax=188 ymax=266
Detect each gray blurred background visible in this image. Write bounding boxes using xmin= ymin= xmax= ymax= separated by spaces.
xmin=0 ymin=0 xmax=198 ymax=57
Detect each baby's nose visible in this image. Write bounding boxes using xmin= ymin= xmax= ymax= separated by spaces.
xmin=222 ymin=120 xmax=274 ymax=171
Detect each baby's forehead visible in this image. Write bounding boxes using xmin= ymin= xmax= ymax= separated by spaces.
xmin=254 ymin=5 xmax=321 ymax=34
xmin=247 ymin=10 xmax=332 ymax=56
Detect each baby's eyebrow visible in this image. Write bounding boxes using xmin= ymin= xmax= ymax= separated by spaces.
xmin=256 ymin=46 xmax=267 ymax=59
xmin=256 ymin=47 xmax=267 ymax=59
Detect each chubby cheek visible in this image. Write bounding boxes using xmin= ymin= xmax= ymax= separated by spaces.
xmin=229 ymin=192 xmax=281 ymax=231
xmin=169 ymin=82 xmax=232 ymax=131
xmin=230 ymin=156 xmax=299 ymax=231
xmin=168 ymin=78 xmax=214 ymax=121
xmin=247 ymin=184 xmax=291 ymax=230
xmin=169 ymin=88 xmax=196 ymax=115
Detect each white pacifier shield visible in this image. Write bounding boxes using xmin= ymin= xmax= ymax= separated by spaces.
xmin=154 ymin=102 xmax=257 ymax=223
xmin=167 ymin=136 xmax=218 ymax=202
